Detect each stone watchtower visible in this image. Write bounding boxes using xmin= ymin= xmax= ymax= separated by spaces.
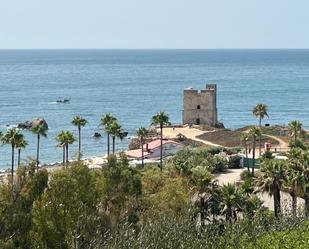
xmin=183 ymin=84 xmax=218 ymax=126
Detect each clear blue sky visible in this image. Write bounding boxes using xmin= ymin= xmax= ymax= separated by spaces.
xmin=1 ymin=0 xmax=308 ymax=49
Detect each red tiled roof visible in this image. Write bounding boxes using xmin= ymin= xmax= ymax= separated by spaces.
xmin=126 ymin=149 xmax=150 ymax=159
xmin=143 ymin=139 xmax=179 ymax=150
xmin=126 ymin=139 xmax=179 ymax=159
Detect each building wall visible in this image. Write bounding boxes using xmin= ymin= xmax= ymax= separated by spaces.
xmin=183 ymin=84 xmax=218 ymax=126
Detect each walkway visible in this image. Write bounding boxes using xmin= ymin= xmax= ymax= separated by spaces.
xmin=161 ymin=126 xmax=221 ymax=147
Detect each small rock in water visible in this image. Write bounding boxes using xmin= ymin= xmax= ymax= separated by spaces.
xmin=93 ymin=132 xmax=102 ymax=138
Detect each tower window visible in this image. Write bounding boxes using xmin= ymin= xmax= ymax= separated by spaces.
xmin=197 ymin=105 xmax=200 ymax=109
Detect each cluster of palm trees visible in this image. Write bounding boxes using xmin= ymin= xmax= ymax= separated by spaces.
xmin=0 ymin=126 xmax=49 ymax=184
xmin=238 ymin=104 xmax=309 ymax=217
xmin=193 ymin=172 xmax=262 ymax=224
xmin=100 ymin=113 xmax=128 ymax=157
xmin=0 ymin=116 xmax=87 ymax=184
xmin=240 ymin=118 xmax=307 ymax=217
xmin=1 ymin=110 xmax=173 ymax=184
xmin=101 ymin=111 xmax=171 ymax=171
xmin=240 ymin=103 xmax=268 ymax=175
xmin=135 ymin=111 xmax=171 ymax=171
xmin=241 ymin=107 xmax=305 ymax=178
xmin=240 ymin=127 xmax=261 ymax=175
xmin=257 ymin=144 xmax=309 ymax=217
xmin=198 ymin=120 xmax=307 ymax=220
xmin=252 ymin=103 xmax=269 ymax=155
xmin=1 ymin=129 xmax=27 ymax=184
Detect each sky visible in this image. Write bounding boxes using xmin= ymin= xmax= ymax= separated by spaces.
xmin=0 ymin=0 xmax=308 ymax=49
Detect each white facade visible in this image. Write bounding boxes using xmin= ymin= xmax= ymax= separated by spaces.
xmin=145 ymin=142 xmax=184 ymax=159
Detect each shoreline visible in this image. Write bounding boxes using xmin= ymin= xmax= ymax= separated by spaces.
xmin=0 ymin=154 xmax=110 ymax=184
xmin=0 ymin=153 xmax=161 ymax=184
xmin=0 ymin=123 xmax=301 ymax=184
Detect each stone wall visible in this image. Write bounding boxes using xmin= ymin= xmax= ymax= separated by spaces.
xmin=182 ymin=84 xmax=218 ymax=126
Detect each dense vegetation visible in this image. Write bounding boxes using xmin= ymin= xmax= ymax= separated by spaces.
xmin=1 ymin=141 xmax=309 ymax=248
xmin=1 ymin=106 xmax=309 ymax=248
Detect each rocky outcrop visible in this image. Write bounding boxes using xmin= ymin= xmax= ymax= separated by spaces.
xmin=18 ymin=118 xmax=48 ymax=130
xmin=215 ymin=122 xmax=225 ymax=129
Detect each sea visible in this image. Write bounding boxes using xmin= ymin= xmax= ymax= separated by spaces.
xmin=0 ymin=49 xmax=309 ymax=170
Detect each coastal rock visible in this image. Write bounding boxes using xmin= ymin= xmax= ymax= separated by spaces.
xmin=214 ymin=122 xmax=225 ymax=129
xmin=17 ymin=121 xmax=32 ymax=129
xmin=31 ymin=118 xmax=48 ymax=129
xmin=93 ymin=132 xmax=102 ymax=138
xmin=18 ymin=118 xmax=48 ymax=130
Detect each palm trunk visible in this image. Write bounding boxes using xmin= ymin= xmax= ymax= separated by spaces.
xmin=141 ymin=136 xmax=144 ymax=168
xmin=259 ymin=118 xmax=262 ymax=156
xmin=36 ymin=134 xmax=40 ymax=171
xmin=112 ymin=136 xmax=115 ymax=155
xmin=78 ymin=126 xmax=81 ymax=160
xmin=304 ymin=192 xmax=309 ymax=217
xmin=62 ymin=145 xmax=65 ymax=165
xmin=160 ymin=125 xmax=163 ymax=172
xmin=66 ymin=144 xmax=69 ymax=167
xmin=18 ymin=149 xmax=21 ymax=168
xmin=252 ymin=138 xmax=256 ymax=175
xmin=291 ymin=191 xmax=297 ymax=216
xmin=245 ymin=145 xmax=249 ymax=171
xmin=233 ymin=210 xmax=237 ymax=221
xmin=200 ymin=195 xmax=205 ymax=226
xmin=107 ymin=133 xmax=110 ymax=157
xmin=226 ymin=206 xmax=232 ymax=222
xmin=274 ymin=187 xmax=281 ymax=217
xmin=11 ymin=145 xmax=15 ymax=185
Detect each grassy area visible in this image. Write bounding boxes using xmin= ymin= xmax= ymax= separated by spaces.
xmin=196 ymin=128 xmax=280 ymax=147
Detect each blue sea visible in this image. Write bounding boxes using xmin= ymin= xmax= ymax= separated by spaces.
xmin=0 ymin=49 xmax=309 ymax=169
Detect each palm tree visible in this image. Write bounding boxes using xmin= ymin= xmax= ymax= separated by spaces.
xmin=106 ymin=121 xmax=127 ymax=155
xmin=285 ymin=168 xmax=305 ymax=216
xmin=72 ymin=116 xmax=88 ymax=160
xmin=151 ymin=111 xmax=171 ymax=171
xmin=63 ymin=131 xmax=76 ymax=166
xmin=190 ymin=166 xmax=215 ymax=225
xmin=220 ymin=183 xmax=243 ymax=222
xmin=15 ymin=135 xmax=28 ymax=167
xmin=240 ymin=132 xmax=250 ymax=171
xmin=1 ymin=128 xmax=23 ymax=184
xmin=288 ymin=148 xmax=309 ymax=216
xmin=31 ymin=124 xmax=48 ymax=171
xmin=56 ymin=131 xmax=66 ymax=165
xmin=101 ymin=113 xmax=117 ymax=157
xmin=256 ymin=159 xmax=287 ymax=217
xmin=252 ymin=103 xmax=268 ymax=156
xmin=288 ymin=120 xmax=303 ymax=145
xmin=56 ymin=131 xmax=76 ymax=167
xmin=248 ymin=127 xmax=261 ymax=175
xmin=136 ymin=127 xmax=148 ymax=168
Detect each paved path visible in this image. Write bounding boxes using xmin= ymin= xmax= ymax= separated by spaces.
xmin=215 ymin=168 xmax=304 ymax=212
xmin=264 ymin=134 xmax=289 ymax=151
xmin=161 ymin=126 xmax=222 ymax=147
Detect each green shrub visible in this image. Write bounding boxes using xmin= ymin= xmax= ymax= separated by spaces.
xmin=228 ymin=155 xmax=242 ymax=169
xmin=240 ymin=170 xmax=253 ymax=181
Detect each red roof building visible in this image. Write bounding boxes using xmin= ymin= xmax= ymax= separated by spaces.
xmin=126 ymin=138 xmax=183 ymax=160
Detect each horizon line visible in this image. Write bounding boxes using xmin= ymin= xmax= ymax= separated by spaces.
xmin=1 ymin=48 xmax=309 ymax=50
